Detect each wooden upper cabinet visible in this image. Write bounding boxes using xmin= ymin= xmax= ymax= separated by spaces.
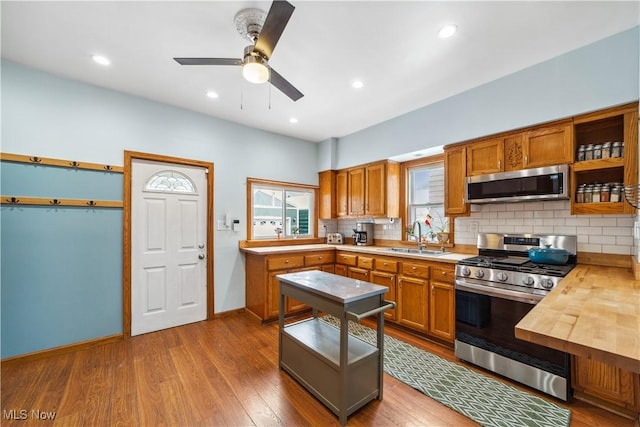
xmin=347 ymin=167 xmax=365 ymax=216
xmin=318 ymin=170 xmax=336 ymax=219
xmin=322 ymin=160 xmax=399 ymax=219
xmin=444 ymin=146 xmax=469 ymax=216
xmin=522 ymin=121 xmax=573 ymax=168
xmin=466 ymin=138 xmax=504 ymax=176
xmin=365 ymin=162 xmax=386 ymax=216
xmin=336 ymin=170 xmax=348 ymax=217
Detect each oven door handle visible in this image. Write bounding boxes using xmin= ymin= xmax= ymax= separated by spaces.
xmin=455 ymin=279 xmax=542 ymax=305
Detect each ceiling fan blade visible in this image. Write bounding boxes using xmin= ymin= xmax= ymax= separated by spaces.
xmin=270 ymin=68 xmax=303 ymax=101
xmin=254 ymin=1 xmax=295 ymax=60
xmin=174 ymin=58 xmax=242 ymax=66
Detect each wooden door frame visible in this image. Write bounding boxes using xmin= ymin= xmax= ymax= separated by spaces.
xmin=123 ymin=150 xmax=214 ymax=338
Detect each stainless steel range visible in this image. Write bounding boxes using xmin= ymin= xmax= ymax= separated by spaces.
xmin=454 ymin=233 xmax=577 ymax=401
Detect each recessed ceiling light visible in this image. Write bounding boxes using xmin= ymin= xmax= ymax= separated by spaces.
xmin=91 ymin=55 xmax=111 ymax=66
xmin=352 ymin=80 xmax=364 ymax=89
xmin=289 ymin=117 xmax=298 ymax=124
xmin=438 ymin=24 xmax=458 ymax=39
xmin=206 ymin=91 xmax=219 ymax=99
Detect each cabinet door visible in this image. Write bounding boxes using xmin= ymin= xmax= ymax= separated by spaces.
xmin=334 ymin=264 xmax=348 ymax=277
xmin=397 ymin=276 xmax=428 ymax=332
xmin=572 ymin=357 xmax=638 ymax=409
xmin=348 ymin=168 xmax=365 ymax=216
xmin=348 ymin=267 xmax=369 ymax=282
xmin=522 ymin=122 xmax=573 ymax=168
xmin=370 ymin=271 xmax=397 ymax=321
xmin=365 ymin=163 xmax=386 ymax=216
xmin=429 ymin=281 xmax=454 ymax=342
xmin=336 ymin=170 xmax=348 ymax=218
xmin=466 ymin=138 xmax=504 ymax=176
xmin=444 ymin=146 xmax=469 ymax=216
xmin=319 ymin=170 xmax=336 ymax=219
xmin=268 ymin=271 xmax=285 ymax=319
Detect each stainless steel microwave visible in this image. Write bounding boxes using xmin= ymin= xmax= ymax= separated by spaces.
xmin=465 ymin=165 xmax=569 ymax=204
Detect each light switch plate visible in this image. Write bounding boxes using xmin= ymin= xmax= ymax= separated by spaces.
xmin=217 ymin=220 xmax=231 ymax=231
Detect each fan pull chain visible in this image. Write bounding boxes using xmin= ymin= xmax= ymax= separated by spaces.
xmin=240 ymin=80 xmax=244 ymax=110
xmin=268 ymin=78 xmax=272 ymax=110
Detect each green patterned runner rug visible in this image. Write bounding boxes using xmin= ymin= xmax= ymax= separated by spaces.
xmin=321 ymin=315 xmax=571 ymax=427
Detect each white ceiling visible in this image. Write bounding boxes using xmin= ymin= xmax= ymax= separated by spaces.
xmin=2 ymin=1 xmax=638 ymax=143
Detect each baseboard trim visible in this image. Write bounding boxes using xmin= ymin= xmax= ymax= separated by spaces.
xmin=1 ymin=334 xmax=123 ymax=366
xmin=213 ymin=307 xmax=246 ymax=319
xmin=632 ymin=255 xmax=640 ymax=280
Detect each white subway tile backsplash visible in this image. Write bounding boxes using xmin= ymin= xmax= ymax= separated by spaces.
xmin=454 ymin=201 xmax=634 ymax=256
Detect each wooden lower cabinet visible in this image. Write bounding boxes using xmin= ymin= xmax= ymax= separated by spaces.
xmin=370 ymin=270 xmax=397 ymax=321
xmin=245 ymin=250 xmax=335 ymax=322
xmin=428 ymin=265 xmax=455 ymax=342
xmin=397 ymin=261 xmax=430 ymax=332
xmin=572 ymin=356 xmax=640 ymax=418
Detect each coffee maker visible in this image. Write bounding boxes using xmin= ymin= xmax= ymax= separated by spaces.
xmin=353 ymin=221 xmax=374 ymax=246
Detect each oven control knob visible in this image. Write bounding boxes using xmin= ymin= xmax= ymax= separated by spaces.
xmin=460 ymin=267 xmax=471 ymax=277
xmin=522 ymin=276 xmax=535 ymax=286
xmin=541 ymin=278 xmax=555 ymax=289
xmin=474 ymin=269 xmax=485 ymax=279
xmin=497 ymin=272 xmax=508 ymax=282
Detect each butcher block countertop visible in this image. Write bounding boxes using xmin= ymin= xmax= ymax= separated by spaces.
xmin=515 ymin=264 xmax=640 ymax=373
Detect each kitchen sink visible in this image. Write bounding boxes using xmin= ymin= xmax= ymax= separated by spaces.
xmin=385 ymin=247 xmax=449 ymax=256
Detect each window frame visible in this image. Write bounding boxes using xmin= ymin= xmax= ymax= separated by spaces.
xmin=400 ymin=154 xmax=454 ymax=247
xmin=246 ymin=177 xmax=319 ymax=243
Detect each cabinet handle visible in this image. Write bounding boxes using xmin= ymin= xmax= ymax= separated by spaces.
xmin=285 ymin=259 xmax=289 ymax=263
xmin=524 ymin=155 xmax=528 ymax=166
xmin=498 ymin=160 xmax=501 ymax=169
xmin=431 ymin=285 xmax=434 ymax=294
xmin=318 ymin=256 xmax=323 ymax=260
xmin=442 ymin=271 xmax=447 ymax=276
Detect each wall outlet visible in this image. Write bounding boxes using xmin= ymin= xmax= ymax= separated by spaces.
xmin=470 ymin=221 xmax=479 ymax=234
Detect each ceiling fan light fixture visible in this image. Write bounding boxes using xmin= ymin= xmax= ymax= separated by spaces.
xmin=242 ymin=55 xmax=270 ymax=84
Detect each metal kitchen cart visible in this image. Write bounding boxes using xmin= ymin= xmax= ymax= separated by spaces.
xmin=277 ymin=270 xmax=394 ymax=425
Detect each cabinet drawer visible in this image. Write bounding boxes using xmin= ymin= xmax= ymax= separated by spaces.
xmin=304 ymin=252 xmax=335 ymax=266
xmin=357 ymin=256 xmax=374 ymax=270
xmin=336 ymin=253 xmax=357 ymax=266
xmin=401 ymin=262 xmax=430 ymax=279
xmin=432 ymin=266 xmax=455 ymax=284
xmin=348 ymin=267 xmax=370 ymax=281
xmin=375 ymin=258 xmax=398 ymax=273
xmin=268 ymin=255 xmax=304 ymax=271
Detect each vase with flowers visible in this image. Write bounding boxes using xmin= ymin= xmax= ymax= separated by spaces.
xmin=424 ymin=210 xmax=449 ymax=244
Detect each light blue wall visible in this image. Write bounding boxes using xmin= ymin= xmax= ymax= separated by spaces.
xmin=1 ymin=60 xmax=319 ymax=358
xmin=335 ymin=26 xmax=640 ymax=169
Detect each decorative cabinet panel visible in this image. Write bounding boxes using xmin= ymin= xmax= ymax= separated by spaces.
xmin=347 ymin=167 xmax=366 ymax=216
xmin=444 ymin=146 xmax=469 ymax=216
xmin=572 ymin=356 xmax=640 ymax=417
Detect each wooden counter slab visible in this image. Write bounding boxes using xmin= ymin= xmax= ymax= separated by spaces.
xmin=515 ymin=264 xmax=640 ymax=373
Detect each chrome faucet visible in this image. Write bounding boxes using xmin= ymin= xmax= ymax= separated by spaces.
xmin=412 ymin=220 xmax=423 ymax=251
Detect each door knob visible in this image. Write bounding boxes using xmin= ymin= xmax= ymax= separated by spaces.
xmin=198 ymin=254 xmax=205 ymax=260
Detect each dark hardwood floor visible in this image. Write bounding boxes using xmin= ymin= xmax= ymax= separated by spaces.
xmin=1 ymin=311 xmax=628 ymax=426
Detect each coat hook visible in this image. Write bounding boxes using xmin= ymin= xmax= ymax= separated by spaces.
xmin=104 ymin=165 xmax=113 ymax=171
xmin=50 ymin=199 xmax=61 ymax=205
xmin=5 ymin=197 xmax=20 ymax=204
xmin=29 ymin=156 xmax=42 ymax=163
xmin=69 ymin=161 xmax=80 ymax=168
xmin=87 ymin=200 xmax=97 ymax=206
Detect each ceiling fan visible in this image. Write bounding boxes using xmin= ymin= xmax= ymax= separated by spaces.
xmin=174 ymin=1 xmax=303 ymax=102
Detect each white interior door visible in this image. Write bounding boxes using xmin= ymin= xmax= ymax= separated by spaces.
xmin=131 ymin=159 xmax=208 ymax=336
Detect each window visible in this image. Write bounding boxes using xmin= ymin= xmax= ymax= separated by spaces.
xmin=144 ymin=170 xmax=197 ymax=194
xmin=405 ymin=160 xmax=449 ymax=243
xmin=248 ymin=178 xmax=317 ymax=240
